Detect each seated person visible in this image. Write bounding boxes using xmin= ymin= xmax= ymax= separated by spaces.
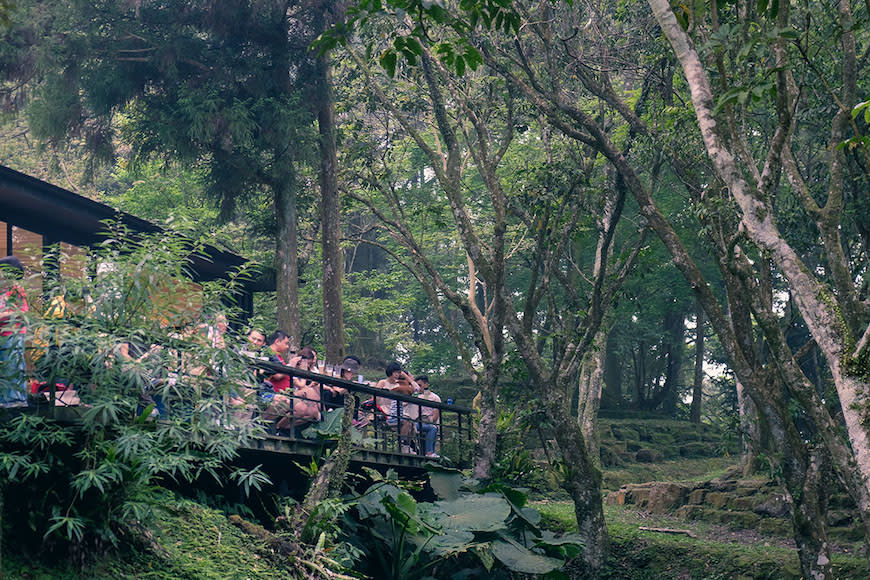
xmin=274 ymin=349 xmax=321 ymax=435
xmin=320 ymin=355 xmax=357 ymax=410
xmin=375 ymin=362 xmax=419 ymax=446
xmin=241 ymin=328 xmax=266 ymax=357
xmin=415 ymin=375 xmax=441 ymax=457
xmin=118 ymin=337 xmax=165 ymax=419
xmin=263 ymin=330 xmax=291 ymax=392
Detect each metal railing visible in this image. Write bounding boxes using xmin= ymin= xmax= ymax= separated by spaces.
xmin=251 ymin=359 xmax=474 ymax=466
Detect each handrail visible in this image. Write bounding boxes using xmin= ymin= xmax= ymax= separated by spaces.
xmin=249 ymin=358 xmax=474 ymax=464
xmin=250 ymin=358 xmax=473 ymax=413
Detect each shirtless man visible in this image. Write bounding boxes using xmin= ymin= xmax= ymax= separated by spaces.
xmin=284 ymin=347 xmax=321 ymax=424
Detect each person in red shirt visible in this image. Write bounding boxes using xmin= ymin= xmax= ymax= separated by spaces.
xmin=263 ymin=330 xmax=292 ymax=392
xmin=0 ymin=256 xmax=29 ymax=407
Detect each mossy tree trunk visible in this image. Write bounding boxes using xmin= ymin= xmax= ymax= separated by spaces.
xmin=291 ymin=396 xmax=355 ymax=539
xmin=314 ymin=1 xmax=346 ymax=363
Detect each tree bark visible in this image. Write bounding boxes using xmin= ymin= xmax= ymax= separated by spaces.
xmin=735 ymin=379 xmax=760 ymax=476
xmin=472 ymin=368 xmax=499 ymax=480
xmin=274 ymin=176 xmax=301 ymax=347
xmin=315 ymin=3 xmax=345 ymax=363
xmin=647 ymin=0 xmax=870 ymax=491
xmin=291 ymin=396 xmax=355 ymax=538
xmin=689 ymin=303 xmax=704 ymax=423
xmin=578 ymin=329 xmax=607 ymax=467
xmin=551 ymin=378 xmax=609 ymax=576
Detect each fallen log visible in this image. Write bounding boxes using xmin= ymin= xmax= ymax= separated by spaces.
xmin=638 ymin=526 xmax=696 ymax=538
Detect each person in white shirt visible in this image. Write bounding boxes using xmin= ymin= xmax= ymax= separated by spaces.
xmin=415 ymin=375 xmax=441 ymax=457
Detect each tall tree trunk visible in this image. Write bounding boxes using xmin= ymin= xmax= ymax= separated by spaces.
xmin=647 ymin=310 xmax=684 ymax=414
xmin=550 ymin=378 xmax=609 ymax=577
xmin=315 ymin=23 xmax=345 ymax=363
xmin=472 ymin=367 xmax=499 ymax=480
xmin=647 ymin=0 xmax=870 ymax=491
xmin=790 ymin=445 xmax=834 ymax=580
xmin=578 ymin=329 xmax=607 ymax=468
xmin=690 ymin=303 xmax=704 ymax=423
xmin=274 ymin=176 xmax=301 ymax=347
xmin=735 ymin=379 xmax=760 ymax=476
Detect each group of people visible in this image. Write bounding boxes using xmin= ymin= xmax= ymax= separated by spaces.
xmin=247 ymin=328 xmax=443 ymax=457
xmin=0 ymin=252 xmax=446 ymax=458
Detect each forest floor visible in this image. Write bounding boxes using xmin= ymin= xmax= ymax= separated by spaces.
xmin=6 ymin=457 xmax=867 ymax=578
xmin=531 ymin=499 xmax=867 ymax=579
xmin=533 ymin=455 xmax=867 ymax=579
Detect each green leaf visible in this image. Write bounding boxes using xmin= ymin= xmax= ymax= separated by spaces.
xmin=433 ymin=494 xmax=511 ymax=532
xmin=464 ymin=46 xmax=483 ymax=70
xmin=852 ymin=100 xmax=870 ymax=123
xmin=45 ymin=515 xmax=86 ymax=543
xmin=429 ymin=468 xmax=462 ymax=500
xmin=358 ymin=483 xmax=404 ymax=519
xmin=426 ymin=530 xmax=476 ymax=554
xmin=380 ymin=49 xmax=398 ymax=77
xmin=536 ymin=532 xmax=586 ymax=559
xmin=491 ymin=539 xmax=564 ymax=574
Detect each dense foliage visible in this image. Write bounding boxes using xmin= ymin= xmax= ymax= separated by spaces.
xmin=0 ymin=227 xmax=268 ymax=557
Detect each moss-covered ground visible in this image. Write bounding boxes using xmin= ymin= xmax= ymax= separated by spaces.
xmin=4 ymin=496 xmax=293 ymax=579
xmin=535 ymin=501 xmax=867 ymax=579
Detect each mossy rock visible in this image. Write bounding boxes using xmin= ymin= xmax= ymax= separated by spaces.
xmin=829 ymin=525 xmax=865 ymax=542
xmin=673 ymin=504 xmax=706 ymax=520
xmin=828 ymin=493 xmax=854 ymax=510
xmin=635 ymin=448 xmax=663 ymax=463
xmin=626 ymin=441 xmax=643 ymax=452
xmin=611 ymin=426 xmax=640 ymax=441
xmin=734 ymin=481 xmax=765 ymax=496
xmin=679 ymin=441 xmax=717 ymax=458
xmin=649 ymin=431 xmax=676 ymax=448
xmin=606 ymin=440 xmax=628 ymax=453
xmin=704 ymin=492 xmax=730 ymax=509
xmin=687 ymin=489 xmax=706 ymax=505
xmin=672 ymin=427 xmax=701 ymax=442
xmin=757 ymin=517 xmax=791 ymax=537
xmin=618 ymin=452 xmax=638 ymax=463
xmin=718 ymin=511 xmax=761 ymax=529
xmin=827 ymin=510 xmax=854 ymax=527
xmin=753 ymin=494 xmax=789 ymax=518
xmin=731 ymin=497 xmax=755 ymax=511
xmin=600 ymin=444 xmax=623 ymax=467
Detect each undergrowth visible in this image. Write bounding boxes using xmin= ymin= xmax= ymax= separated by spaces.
xmin=534 ymin=501 xmax=867 ymax=579
xmin=602 ymin=456 xmax=737 ymax=491
xmin=3 ymin=492 xmax=292 ymax=579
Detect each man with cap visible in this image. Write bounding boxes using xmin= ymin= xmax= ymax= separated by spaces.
xmin=323 ymin=356 xmax=358 ymax=410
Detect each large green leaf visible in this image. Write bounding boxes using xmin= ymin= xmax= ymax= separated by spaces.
xmin=417 ymin=530 xmax=476 ymax=555
xmin=536 ymin=531 xmax=586 ymax=559
xmin=357 ymin=483 xmax=404 ymax=519
xmin=428 ymin=467 xmax=462 ymax=500
xmin=517 ymin=506 xmax=541 ymax=527
xmin=433 ymin=494 xmax=510 ymax=532
xmin=491 ymin=539 xmax=563 ymax=574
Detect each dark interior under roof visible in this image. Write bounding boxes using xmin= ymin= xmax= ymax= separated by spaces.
xmin=0 ymin=163 xmax=274 ymax=294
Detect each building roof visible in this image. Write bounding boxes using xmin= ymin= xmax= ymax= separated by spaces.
xmin=0 ymin=164 xmax=274 ymax=292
